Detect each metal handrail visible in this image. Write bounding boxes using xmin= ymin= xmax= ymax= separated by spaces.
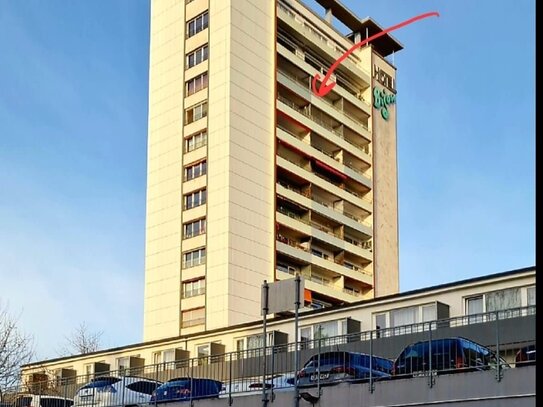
xmin=185 ymin=137 xmax=208 ymax=153
xmin=277 ymin=124 xmax=371 ymax=176
xmin=182 ymin=256 xmax=206 ymax=269
xmin=180 ymin=318 xmax=206 ymax=328
xmin=277 ymin=95 xmax=342 ymax=136
xmin=277 ymin=96 xmax=370 ymax=153
xmin=276 ymin=181 xmax=372 ymax=227
xmin=278 ymin=70 xmax=370 ymax=129
xmin=342 ymin=287 xmax=362 ymax=297
xmin=276 ymin=32 xmax=369 ymax=101
xmin=277 ymin=207 xmax=365 ymax=244
xmin=182 ymin=287 xmax=206 ymax=299
xmin=276 ymin=234 xmax=371 ymax=274
xmin=13 ymin=307 xmax=535 ymax=400
xmin=277 ymin=1 xmax=361 ymax=65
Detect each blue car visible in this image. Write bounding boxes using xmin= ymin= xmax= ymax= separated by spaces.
xmin=150 ymin=378 xmax=222 ymax=403
xmin=392 ymin=337 xmax=509 ymax=377
xmin=297 ymin=351 xmax=393 ymax=387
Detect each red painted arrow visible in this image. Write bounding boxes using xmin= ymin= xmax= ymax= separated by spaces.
xmin=312 ymin=11 xmax=440 ymax=97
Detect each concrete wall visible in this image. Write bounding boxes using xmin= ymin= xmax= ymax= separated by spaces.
xmin=173 ymin=366 xmax=536 ymax=406
xmin=370 ymin=50 xmax=399 ymax=298
xmin=144 ymin=0 xmax=186 ymax=341
xmin=206 ymin=0 xmax=275 ymax=331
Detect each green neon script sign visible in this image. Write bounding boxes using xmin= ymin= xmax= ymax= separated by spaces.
xmin=373 ymin=88 xmax=396 ymax=120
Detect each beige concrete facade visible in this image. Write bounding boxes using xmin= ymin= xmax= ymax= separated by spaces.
xmin=144 ymin=0 xmax=186 ymax=341
xmin=143 ymin=0 xmax=404 ymax=342
xmin=371 ymin=51 xmax=400 ymax=296
xmin=205 ymin=0 xmax=276 ymax=331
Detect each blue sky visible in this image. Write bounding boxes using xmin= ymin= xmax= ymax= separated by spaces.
xmin=0 ymin=0 xmax=534 ymax=361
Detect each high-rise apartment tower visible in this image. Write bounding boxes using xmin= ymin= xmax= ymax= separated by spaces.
xmin=144 ymin=0 xmax=402 ymax=341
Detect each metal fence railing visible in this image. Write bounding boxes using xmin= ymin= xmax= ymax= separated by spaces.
xmin=1 ymin=306 xmax=535 ymax=406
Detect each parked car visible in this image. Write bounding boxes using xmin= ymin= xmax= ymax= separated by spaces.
xmin=73 ymin=376 xmax=161 ymax=407
xmin=13 ymin=395 xmax=73 ymax=407
xmin=297 ymin=351 xmax=393 ymax=387
xmin=150 ymin=378 xmax=222 ymax=403
xmin=515 ymin=344 xmax=536 ymax=367
xmin=220 ymin=373 xmax=295 ymax=396
xmin=392 ymin=337 xmax=510 ymax=377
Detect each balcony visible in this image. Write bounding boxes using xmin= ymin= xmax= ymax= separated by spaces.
xmin=180 ymin=318 xmax=205 ymax=328
xmin=276 ymin=234 xmax=373 ymax=285
xmin=277 ymin=156 xmax=372 ymax=213
xmin=278 ymin=177 xmax=370 ymax=222
xmin=277 ymin=265 xmax=332 ymax=287
xmin=343 ymin=286 xmax=362 ymax=297
xmin=277 ymin=96 xmax=370 ymax=158
xmin=276 ymin=263 xmax=365 ymax=301
xmin=277 ymin=70 xmax=370 ymax=136
xmin=182 ymin=287 xmax=206 ymax=299
xmin=277 ymin=207 xmax=372 ymax=259
xmin=277 ymin=42 xmax=371 ymax=112
xmin=277 ymin=126 xmax=371 ymax=183
xmin=277 ymin=2 xmax=371 ymax=84
xmin=277 ymin=206 xmax=372 ymax=252
xmin=182 ymin=256 xmax=206 ymax=269
xmin=278 ymin=94 xmax=341 ymax=135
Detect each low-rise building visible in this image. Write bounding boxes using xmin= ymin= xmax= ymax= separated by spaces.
xmin=21 ymin=266 xmax=535 ymax=388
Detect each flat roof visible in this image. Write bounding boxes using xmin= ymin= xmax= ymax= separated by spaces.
xmin=314 ymin=1 xmax=403 ymax=57
xmin=352 ymin=17 xmax=404 ymax=56
xmin=314 ymin=0 xmax=362 ymax=31
xmin=22 ymin=265 xmax=535 ymax=368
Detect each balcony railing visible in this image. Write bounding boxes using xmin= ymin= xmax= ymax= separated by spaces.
xmin=277 ymin=95 xmax=370 ymax=155
xmin=277 ymin=206 xmax=339 ymax=238
xmin=277 ymin=180 xmax=371 ymax=227
xmin=277 ymin=124 xmax=371 ymax=175
xmin=278 ymin=94 xmax=342 ymax=136
xmin=343 ymin=287 xmax=362 ymax=297
xmin=277 ymin=206 xmax=304 ymax=221
xmin=305 ymin=273 xmax=332 ymax=287
xmin=344 ymin=161 xmax=370 ymax=177
xmin=276 ymin=265 xmax=298 ymax=275
xmin=278 ymin=153 xmax=372 ymax=204
xmin=180 ymin=318 xmax=205 ymax=328
xmin=277 ymin=30 xmax=370 ymax=104
xmin=345 ymin=236 xmax=372 ymax=251
xmin=276 ymin=233 xmax=309 ymax=251
xmin=182 ymin=287 xmax=206 ymax=299
xmin=276 ymin=265 xmax=337 ymax=290
xmin=277 ymin=207 xmax=370 ymax=250
xmin=185 ymin=137 xmax=207 ymax=153
xmin=344 ymin=186 xmax=372 ymax=204
xmin=13 ymin=307 xmax=534 ymax=404
xmin=344 ymin=262 xmax=366 ymax=274
xmin=183 ymin=228 xmax=206 ymax=239
xmin=182 ymin=256 xmax=206 ymax=269
xmin=277 ymin=1 xmax=361 ymax=66
xmin=276 ymin=234 xmax=372 ymax=276
xmin=278 ymin=70 xmax=370 ymax=130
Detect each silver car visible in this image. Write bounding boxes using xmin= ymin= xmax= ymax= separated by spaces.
xmin=73 ymin=376 xmax=161 ymax=407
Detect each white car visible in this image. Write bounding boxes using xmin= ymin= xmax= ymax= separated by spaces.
xmin=73 ymin=376 xmax=161 ymax=407
xmin=220 ymin=374 xmax=295 ymax=397
xmin=13 ymin=395 xmax=73 ymax=407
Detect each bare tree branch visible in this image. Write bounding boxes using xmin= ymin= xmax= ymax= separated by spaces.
xmin=58 ymin=323 xmax=102 ymax=356
xmin=0 ymin=302 xmax=34 ymax=397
